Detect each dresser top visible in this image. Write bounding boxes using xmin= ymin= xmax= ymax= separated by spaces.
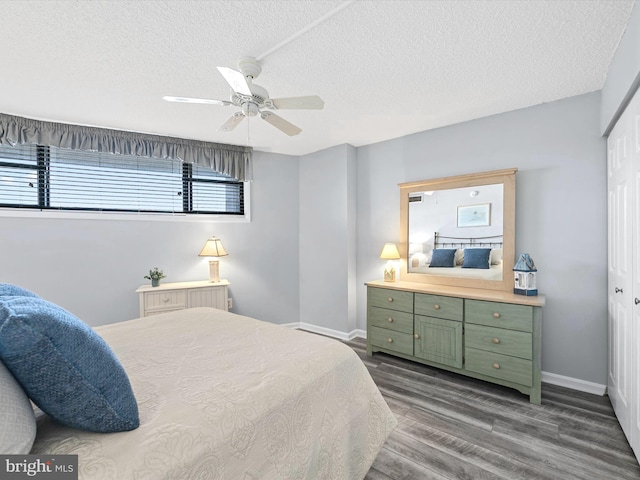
xmin=136 ymin=279 xmax=230 ymax=293
xmin=366 ymin=280 xmax=545 ymax=307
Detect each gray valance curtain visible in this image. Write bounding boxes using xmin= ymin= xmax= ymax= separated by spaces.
xmin=0 ymin=113 xmax=253 ymax=181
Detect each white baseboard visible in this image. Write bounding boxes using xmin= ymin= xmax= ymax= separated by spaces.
xmin=282 ymin=322 xmax=363 ymax=341
xmin=282 ymin=324 xmax=606 ymax=396
xmin=541 ymin=371 xmax=607 ymax=396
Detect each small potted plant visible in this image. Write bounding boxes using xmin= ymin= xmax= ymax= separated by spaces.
xmin=144 ymin=267 xmax=166 ymax=287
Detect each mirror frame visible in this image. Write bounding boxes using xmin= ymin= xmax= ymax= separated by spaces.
xmin=399 ymin=168 xmax=517 ymax=292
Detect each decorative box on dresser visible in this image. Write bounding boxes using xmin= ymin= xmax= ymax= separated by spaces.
xmin=136 ymin=280 xmax=229 ymax=317
xmin=366 ymin=280 xmax=545 ymax=404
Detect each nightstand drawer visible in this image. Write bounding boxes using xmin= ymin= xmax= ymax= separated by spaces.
xmin=369 ymin=326 xmax=413 ymax=356
xmin=369 ymin=306 xmax=413 ymax=334
xmin=143 ymin=290 xmax=186 ymax=313
xmin=465 ymin=324 xmax=532 ymax=359
xmin=465 ymin=347 xmax=532 ymax=386
xmin=465 ymin=299 xmax=533 ymax=332
xmin=415 ymin=293 xmax=463 ymax=321
xmin=369 ymin=287 xmax=414 ymax=313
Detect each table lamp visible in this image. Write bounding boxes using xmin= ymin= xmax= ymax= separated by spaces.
xmin=198 ymin=236 xmax=228 ymax=282
xmin=380 ymin=243 xmax=401 ymax=282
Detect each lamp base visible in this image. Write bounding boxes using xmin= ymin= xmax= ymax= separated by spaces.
xmin=383 ymin=263 xmax=396 ymax=282
xmin=208 ymin=259 xmax=221 ymax=283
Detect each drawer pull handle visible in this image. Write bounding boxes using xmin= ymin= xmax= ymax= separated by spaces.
xmin=387 ymin=317 xmax=394 ymax=323
xmin=387 ymin=338 xmax=393 ymax=343
xmin=492 ymin=312 xmax=501 ymax=319
xmin=433 ymin=304 xmax=441 ymax=310
xmin=388 ymin=297 xmax=394 ymax=302
xmin=163 ymin=297 xmax=170 ymax=303
xmin=492 ymin=363 xmax=501 ymax=369
xmin=492 ymin=338 xmax=501 ymax=344
xmin=414 ymin=333 xmax=420 ymax=339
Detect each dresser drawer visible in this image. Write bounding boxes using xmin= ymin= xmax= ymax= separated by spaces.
xmin=369 ymin=306 xmax=413 ymax=334
xmin=369 ymin=325 xmax=414 ymax=355
xmin=465 ymin=347 xmax=532 ymax=386
xmin=465 ymin=324 xmax=532 ymax=360
xmin=369 ymin=287 xmax=414 ymax=313
xmin=143 ymin=290 xmax=186 ymax=313
xmin=465 ymin=299 xmax=533 ymax=332
xmin=415 ymin=293 xmax=463 ymax=321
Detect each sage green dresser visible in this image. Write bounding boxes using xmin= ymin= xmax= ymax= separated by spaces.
xmin=366 ymin=280 xmax=545 ymax=404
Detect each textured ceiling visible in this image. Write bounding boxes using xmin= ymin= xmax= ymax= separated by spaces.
xmin=0 ymin=0 xmax=635 ymax=156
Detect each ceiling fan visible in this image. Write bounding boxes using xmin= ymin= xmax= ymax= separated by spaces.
xmin=163 ymin=57 xmax=324 ymax=136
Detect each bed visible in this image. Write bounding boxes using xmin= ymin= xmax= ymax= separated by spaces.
xmin=1 ymin=299 xmax=396 ymax=479
xmin=409 ymin=232 xmax=504 ymax=279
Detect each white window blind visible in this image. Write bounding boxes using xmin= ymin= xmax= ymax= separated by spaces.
xmin=0 ymin=144 xmax=244 ymax=215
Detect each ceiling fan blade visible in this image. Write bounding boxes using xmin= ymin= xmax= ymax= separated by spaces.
xmin=218 ymin=112 xmax=246 ymax=132
xmin=216 ymin=66 xmax=252 ymax=96
xmin=269 ymin=95 xmax=324 ymax=110
xmin=163 ymin=95 xmax=232 ymax=106
xmin=260 ymin=112 xmax=302 ymax=136
xmin=162 ymin=95 xmax=233 ymax=106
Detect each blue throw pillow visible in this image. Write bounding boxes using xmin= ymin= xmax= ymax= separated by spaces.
xmin=0 ymin=284 xmax=39 ymax=299
xmin=462 ymin=248 xmax=492 ymax=269
xmin=429 ymin=249 xmax=457 ymax=268
xmin=0 ymin=296 xmax=139 ymax=433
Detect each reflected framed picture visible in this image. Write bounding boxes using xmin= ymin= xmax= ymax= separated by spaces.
xmin=457 ymin=203 xmax=491 ymax=227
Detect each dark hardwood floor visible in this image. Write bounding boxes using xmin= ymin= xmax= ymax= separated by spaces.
xmin=343 ymin=338 xmax=640 ymax=480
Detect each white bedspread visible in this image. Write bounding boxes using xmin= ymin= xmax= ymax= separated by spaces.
xmin=31 ymin=308 xmax=396 ymax=479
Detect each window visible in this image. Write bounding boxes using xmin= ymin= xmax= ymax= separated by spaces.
xmin=0 ymin=144 xmax=244 ymax=215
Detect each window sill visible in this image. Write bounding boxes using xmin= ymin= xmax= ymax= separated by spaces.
xmin=0 ymin=208 xmax=250 ymax=223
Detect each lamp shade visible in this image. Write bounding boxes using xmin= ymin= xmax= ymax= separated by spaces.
xmin=380 ymin=243 xmax=400 ymax=260
xmin=198 ymin=237 xmax=228 ymax=257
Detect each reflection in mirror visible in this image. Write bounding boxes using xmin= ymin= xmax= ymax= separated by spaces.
xmin=408 ymin=183 xmax=504 ymax=281
xmin=399 ymin=168 xmax=516 ymax=292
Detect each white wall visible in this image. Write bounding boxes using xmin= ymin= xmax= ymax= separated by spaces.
xmin=601 ymin=1 xmax=640 ymax=134
xmin=356 ymin=92 xmax=608 ymax=385
xmin=0 ymin=150 xmax=301 ymax=327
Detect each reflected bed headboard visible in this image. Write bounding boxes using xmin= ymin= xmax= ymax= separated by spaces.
xmin=434 ymin=232 xmax=503 ymax=249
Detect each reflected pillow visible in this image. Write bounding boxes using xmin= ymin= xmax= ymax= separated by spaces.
xmin=429 ymin=249 xmax=457 ymax=268
xmin=490 ymin=248 xmax=503 ymax=265
xmin=0 ymin=296 xmax=139 ymax=433
xmin=0 ymin=284 xmax=39 ymax=299
xmin=462 ymin=248 xmax=492 ymax=269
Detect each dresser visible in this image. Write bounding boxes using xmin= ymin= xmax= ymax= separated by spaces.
xmin=136 ymin=280 xmax=230 ymax=317
xmin=366 ymin=280 xmax=544 ymax=403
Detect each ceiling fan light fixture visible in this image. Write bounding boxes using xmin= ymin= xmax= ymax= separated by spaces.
xmin=242 ymin=103 xmax=259 ymax=117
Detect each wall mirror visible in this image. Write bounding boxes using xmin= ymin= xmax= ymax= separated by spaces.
xmin=399 ymin=168 xmax=517 ymax=292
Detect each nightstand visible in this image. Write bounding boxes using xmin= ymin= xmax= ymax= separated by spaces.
xmin=136 ymin=280 xmax=230 ymax=317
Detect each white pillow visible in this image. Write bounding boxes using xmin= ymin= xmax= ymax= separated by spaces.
xmin=0 ymin=360 xmax=36 ymax=454
xmin=455 ymin=249 xmax=465 ymax=266
xmin=490 ymin=248 xmax=503 ymax=265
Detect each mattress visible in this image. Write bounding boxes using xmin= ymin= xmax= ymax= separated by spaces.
xmin=30 ymin=307 xmax=396 ymax=479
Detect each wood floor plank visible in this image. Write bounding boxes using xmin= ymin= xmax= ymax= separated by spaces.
xmin=348 ymin=345 xmax=640 ymax=480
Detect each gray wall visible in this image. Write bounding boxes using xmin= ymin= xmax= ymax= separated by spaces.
xmin=0 ymin=150 xmax=301 ymax=327
xmin=356 ymin=92 xmax=608 ymax=385
xmin=299 ymin=144 xmax=358 ymax=334
xmin=601 ymin=1 xmax=640 ymax=134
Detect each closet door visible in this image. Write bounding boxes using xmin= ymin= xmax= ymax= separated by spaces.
xmin=608 ymin=86 xmax=640 ymax=458
xmin=630 ymin=91 xmax=640 ymax=457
